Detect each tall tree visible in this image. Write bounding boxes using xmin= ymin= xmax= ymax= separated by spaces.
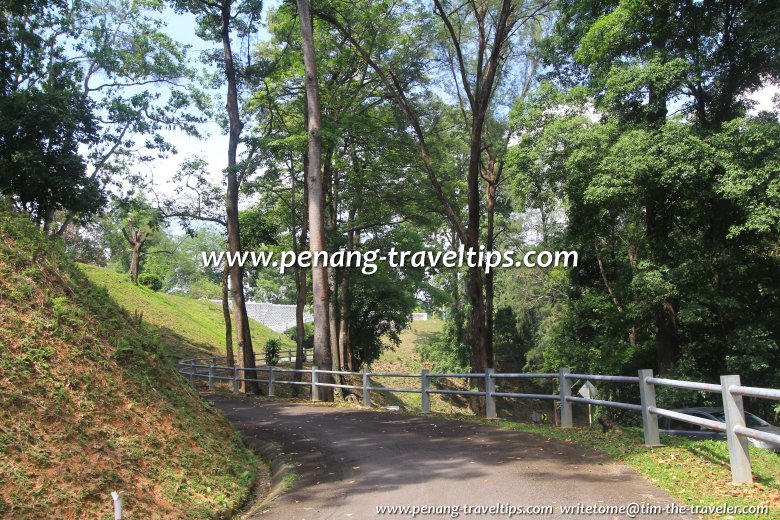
xmin=505 ymin=0 xmax=780 ymax=402
xmin=175 ymin=0 xmax=264 ymax=393
xmin=0 ymin=1 xmax=102 ymax=225
xmin=314 ymin=1 xmax=550 ymax=409
xmin=296 ymin=0 xmax=334 ymax=399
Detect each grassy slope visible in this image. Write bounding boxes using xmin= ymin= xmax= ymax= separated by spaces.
xmin=374 ymin=320 xmax=779 ymax=518
xmin=0 ymin=213 xmax=256 ymax=519
xmin=79 ymin=264 xmax=294 ymax=358
xmin=370 ymin=320 xmax=474 ymax=413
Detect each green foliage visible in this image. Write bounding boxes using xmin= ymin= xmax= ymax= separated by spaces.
xmin=0 ymin=0 xmax=202 ymax=227
xmin=239 ymin=209 xmax=279 ymax=250
xmin=285 ymin=323 xmax=314 ymax=350
xmin=502 ymin=0 xmax=780 ymax=420
xmin=137 ymin=273 xmax=163 ymax=292
xmin=0 ymin=0 xmax=103 ymax=221
xmin=416 ymin=315 xmax=470 ymax=374
xmin=264 ymin=339 xmax=281 ymax=367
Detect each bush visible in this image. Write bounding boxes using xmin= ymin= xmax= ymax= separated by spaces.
xmin=283 ymin=323 xmax=314 ymax=349
xmin=137 ymin=273 xmax=163 ymax=292
xmin=264 ymin=339 xmax=281 ymax=366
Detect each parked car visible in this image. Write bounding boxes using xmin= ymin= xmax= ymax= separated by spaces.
xmin=658 ymin=407 xmax=780 ymax=452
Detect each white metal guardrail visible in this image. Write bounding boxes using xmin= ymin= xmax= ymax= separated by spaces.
xmin=178 ymin=357 xmax=779 ymax=484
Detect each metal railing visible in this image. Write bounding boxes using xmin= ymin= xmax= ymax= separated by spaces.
xmin=178 ymin=358 xmax=779 ymax=484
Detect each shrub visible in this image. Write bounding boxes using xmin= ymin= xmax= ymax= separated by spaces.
xmin=283 ymin=323 xmax=314 ymax=349
xmin=137 ymin=273 xmax=163 ymax=292
xmin=264 ymin=339 xmax=281 ymax=366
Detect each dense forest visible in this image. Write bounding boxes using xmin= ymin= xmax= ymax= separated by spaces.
xmin=2 ymin=0 xmax=778 ymax=413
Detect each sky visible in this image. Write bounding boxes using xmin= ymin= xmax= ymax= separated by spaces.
xmin=140 ymin=4 xmax=276 ymax=201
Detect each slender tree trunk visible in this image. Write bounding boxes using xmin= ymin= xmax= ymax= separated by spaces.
xmin=122 ymin=225 xmax=147 ymax=284
xmin=129 ymin=243 xmax=142 ymax=283
xmin=222 ymin=261 xmax=235 ymax=367
xmin=323 ymin=146 xmax=341 ymax=371
xmin=466 ymin=114 xmax=488 ymax=414
xmin=220 ymin=0 xmax=257 ymax=393
xmin=450 ymin=228 xmax=465 ymax=345
xmin=294 ymin=157 xmax=309 ymax=394
xmin=485 ymin=173 xmax=497 ymax=368
xmin=297 ymin=0 xmax=333 ymax=400
xmin=328 ymin=267 xmax=340 ymax=369
xmin=339 ymin=208 xmax=355 ymax=370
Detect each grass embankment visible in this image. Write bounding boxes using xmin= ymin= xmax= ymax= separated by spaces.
xmin=80 ymin=264 xmax=293 ymax=359
xmin=372 ymin=320 xmax=779 ymax=518
xmin=0 ymin=212 xmax=258 ymax=518
xmin=370 ymin=319 xmax=475 ymax=413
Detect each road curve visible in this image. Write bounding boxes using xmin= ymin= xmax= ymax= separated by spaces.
xmin=208 ymin=395 xmax=689 ymax=519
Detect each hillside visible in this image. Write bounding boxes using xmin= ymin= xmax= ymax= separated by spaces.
xmin=80 ymin=264 xmax=293 ymax=359
xmin=0 ymin=212 xmax=257 ymax=518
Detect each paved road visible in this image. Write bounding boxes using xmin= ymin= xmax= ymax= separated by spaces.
xmin=209 ymin=396 xmax=689 ymax=519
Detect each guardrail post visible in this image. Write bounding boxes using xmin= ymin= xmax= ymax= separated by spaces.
xmin=421 ymin=369 xmax=430 ymax=413
xmin=362 ymin=367 xmax=371 ymax=407
xmin=268 ymin=367 xmax=275 ymax=397
xmin=638 ymin=369 xmax=661 ymax=446
xmin=232 ymin=366 xmax=239 ymax=394
xmin=485 ymin=368 xmax=496 ymax=419
xmin=721 ymin=375 xmax=752 ymax=484
xmin=287 ymin=349 xmax=292 ymax=362
xmin=208 ymin=365 xmax=215 ymax=391
xmin=188 ymin=363 xmax=195 ymax=385
xmin=559 ymin=367 xmax=573 ymax=428
xmin=311 ymin=365 xmax=320 ymax=401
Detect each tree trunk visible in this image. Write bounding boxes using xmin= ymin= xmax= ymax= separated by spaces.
xmin=293 ymin=153 xmax=309 ymax=394
xmin=328 ymin=267 xmax=340 ymax=370
xmin=297 ymin=0 xmax=333 ymax=400
xmin=485 ymin=178 xmax=496 ymax=369
xmin=122 ymin=224 xmax=147 ymax=284
xmin=339 ymin=209 xmax=355 ymax=370
xmin=324 ymin=146 xmax=341 ymax=371
xmin=129 ymin=243 xmax=142 ymax=283
xmin=222 ymin=261 xmax=235 ymax=367
xmin=465 ymin=110 xmax=488 ymax=414
xmin=220 ymin=0 xmax=257 ymax=393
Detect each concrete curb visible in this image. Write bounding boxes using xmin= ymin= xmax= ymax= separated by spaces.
xmin=241 ymin=437 xmax=297 ymax=517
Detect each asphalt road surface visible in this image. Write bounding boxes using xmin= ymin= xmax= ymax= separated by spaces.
xmin=209 ymin=395 xmax=690 ymax=519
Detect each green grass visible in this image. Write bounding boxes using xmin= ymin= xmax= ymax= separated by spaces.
xmin=79 ymin=264 xmax=293 ymax=358
xmin=484 ymin=421 xmax=780 ymax=519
